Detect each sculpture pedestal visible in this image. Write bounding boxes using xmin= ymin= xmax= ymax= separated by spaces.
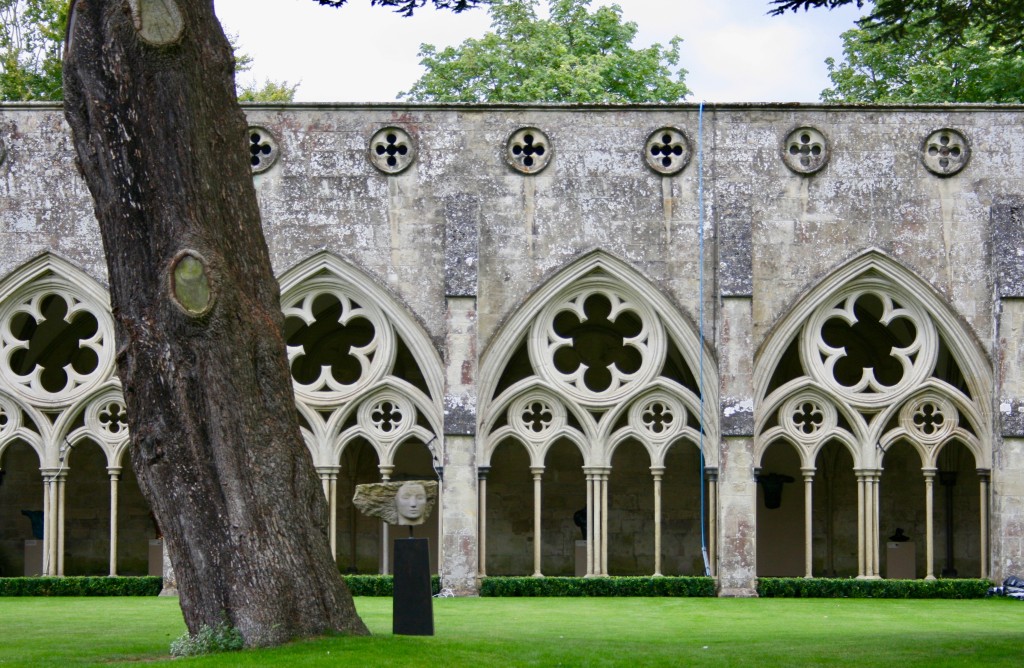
xmin=575 ymin=540 xmax=587 ymax=576
xmin=148 ymin=539 xmax=164 ymax=576
xmin=886 ymin=541 xmax=916 ymax=579
xmin=393 ymin=538 xmax=434 ymax=636
xmin=23 ymin=540 xmax=43 ymax=576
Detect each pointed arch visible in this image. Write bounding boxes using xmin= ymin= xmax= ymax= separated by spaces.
xmin=277 ymin=251 xmax=444 ymax=469
xmin=480 ymin=249 xmax=719 ymax=467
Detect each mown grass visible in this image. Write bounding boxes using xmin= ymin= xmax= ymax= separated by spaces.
xmin=1 ymin=596 xmax=1023 ymax=666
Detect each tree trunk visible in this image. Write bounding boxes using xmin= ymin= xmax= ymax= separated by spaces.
xmin=62 ymin=0 xmax=368 ymax=646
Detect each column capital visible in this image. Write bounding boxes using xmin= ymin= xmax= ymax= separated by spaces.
xmin=649 ymin=466 xmax=665 ymax=478
xmin=530 ymin=466 xmax=545 ymax=477
xmin=800 ymin=467 xmax=816 ymax=480
xmin=477 ymin=466 xmax=490 ymax=480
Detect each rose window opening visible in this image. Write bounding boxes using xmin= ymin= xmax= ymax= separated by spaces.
xmin=284 ymin=292 xmax=376 ymax=390
xmin=820 ymin=293 xmax=917 ymax=391
xmin=98 ymin=402 xmax=129 ymax=435
xmin=781 ymin=126 xmax=829 ymax=175
xmin=551 ymin=293 xmax=643 ymax=394
xmin=522 ymin=400 xmax=554 ymax=433
xmin=641 ymin=401 xmax=675 ymax=434
xmin=921 ymin=129 xmax=970 ymax=177
xmin=370 ymin=400 xmax=403 ymax=434
xmin=644 ymin=128 xmax=691 ymax=175
xmin=7 ymin=294 xmax=101 ymax=394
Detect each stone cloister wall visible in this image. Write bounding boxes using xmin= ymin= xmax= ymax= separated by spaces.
xmin=0 ymin=102 xmax=1022 ymax=592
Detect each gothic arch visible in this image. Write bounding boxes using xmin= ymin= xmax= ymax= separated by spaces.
xmin=754 ymin=249 xmax=992 ymax=579
xmin=278 ymin=251 xmax=444 ymax=469
xmin=277 ymin=251 xmax=445 ymax=566
xmin=478 ymin=250 xmax=717 ymax=577
xmin=0 ymin=253 xmax=125 ymax=576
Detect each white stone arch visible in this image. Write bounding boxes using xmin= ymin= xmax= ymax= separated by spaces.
xmin=278 ymin=251 xmax=444 ymax=564
xmin=754 ymin=249 xmax=993 ymax=579
xmin=0 ymin=253 xmax=118 ymax=576
xmin=478 ymin=250 xmax=718 ymax=577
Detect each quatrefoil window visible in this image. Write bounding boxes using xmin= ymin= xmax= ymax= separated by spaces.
xmin=921 ymin=129 xmax=970 ymax=177
xmin=641 ymin=401 xmax=675 ymax=434
xmin=644 ymin=128 xmax=691 ymax=175
xmin=285 ymin=293 xmax=376 ymax=387
xmin=506 ymin=127 xmax=552 ymax=174
xmin=552 ymin=294 xmax=642 ymax=393
xmin=8 ymin=294 xmax=100 ymax=394
xmin=370 ymin=400 xmax=403 ymax=434
xmin=368 ymin=127 xmax=415 ymax=174
xmin=912 ymin=401 xmax=944 ymax=435
xmin=248 ymin=127 xmax=279 ymax=174
xmin=792 ymin=401 xmax=824 ymax=434
xmin=782 ymin=126 xmax=829 ymax=175
xmin=821 ymin=294 xmax=916 ymax=389
xmin=99 ymin=402 xmax=129 ymax=435
xmin=521 ymin=400 xmax=554 ymax=433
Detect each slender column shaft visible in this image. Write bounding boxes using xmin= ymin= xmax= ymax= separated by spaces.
xmin=601 ymin=470 xmax=609 ymax=576
xmin=979 ymin=471 xmax=990 ymax=580
xmin=589 ymin=475 xmax=598 ymax=573
xmin=856 ymin=472 xmax=865 ymax=577
xmin=802 ymin=468 xmax=815 ymax=578
xmin=329 ymin=473 xmax=338 ymax=559
xmin=532 ymin=467 xmax=544 ymax=577
xmin=707 ymin=471 xmax=718 ymax=577
xmin=871 ymin=472 xmax=880 ymax=578
xmin=57 ymin=473 xmax=66 ymax=576
xmin=478 ymin=468 xmax=489 ymax=577
xmin=43 ymin=475 xmax=54 ymax=576
xmin=109 ymin=469 xmax=121 ymax=576
xmin=651 ymin=468 xmax=664 ymax=576
xmin=380 ymin=466 xmax=393 ymax=575
xmin=924 ymin=469 xmax=936 ymax=579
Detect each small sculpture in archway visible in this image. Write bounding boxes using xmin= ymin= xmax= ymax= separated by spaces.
xmin=353 ymin=480 xmax=438 ymax=526
xmin=756 ymin=472 xmax=794 ymax=510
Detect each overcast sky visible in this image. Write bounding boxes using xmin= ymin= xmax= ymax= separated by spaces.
xmin=213 ymin=0 xmax=865 ymax=104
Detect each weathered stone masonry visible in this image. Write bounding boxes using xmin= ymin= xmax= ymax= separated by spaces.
xmin=0 ymin=102 xmax=1021 ymax=595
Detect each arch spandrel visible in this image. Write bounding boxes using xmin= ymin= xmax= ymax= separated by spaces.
xmin=480 ymin=250 xmax=719 ymax=469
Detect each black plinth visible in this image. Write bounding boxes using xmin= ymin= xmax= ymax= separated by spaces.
xmin=393 ymin=537 xmax=434 ymax=636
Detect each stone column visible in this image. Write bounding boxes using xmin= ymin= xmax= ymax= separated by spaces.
xmin=585 ymin=470 xmax=595 ymax=576
xmin=802 ymin=467 xmax=815 ymax=578
xmin=717 ymin=437 xmax=757 ymax=596
xmin=477 ymin=466 xmax=489 ymax=577
xmin=57 ymin=471 xmax=66 ymax=576
xmin=706 ymin=467 xmax=718 ymax=577
xmin=923 ymin=468 xmax=936 ymax=579
xmin=379 ymin=465 xmax=393 ymax=575
xmin=441 ymin=195 xmax=480 ymax=595
xmin=651 ymin=466 xmax=664 ymax=576
xmin=600 ymin=468 xmax=610 ymax=576
xmin=316 ymin=466 xmax=340 ymax=559
xmin=856 ymin=470 xmax=866 ymax=578
xmin=108 ymin=467 xmax=121 ymax=576
xmin=160 ymin=540 xmax=178 ymax=596
xmin=979 ymin=469 xmax=990 ymax=580
xmin=531 ymin=466 xmax=544 ymax=577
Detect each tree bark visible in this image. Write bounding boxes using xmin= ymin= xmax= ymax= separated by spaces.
xmin=62 ymin=0 xmax=368 ymax=645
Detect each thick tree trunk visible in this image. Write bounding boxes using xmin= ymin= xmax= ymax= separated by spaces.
xmin=62 ymin=0 xmax=368 ymax=645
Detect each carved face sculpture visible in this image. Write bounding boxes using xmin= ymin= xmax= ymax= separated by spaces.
xmin=395 ymin=482 xmax=428 ymax=525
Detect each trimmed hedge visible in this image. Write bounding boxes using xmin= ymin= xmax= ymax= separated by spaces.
xmin=0 ymin=576 xmax=163 ymax=597
xmin=479 ymin=576 xmax=716 ymax=597
xmin=757 ymin=577 xmax=991 ymax=599
xmin=342 ymin=574 xmax=441 ymax=597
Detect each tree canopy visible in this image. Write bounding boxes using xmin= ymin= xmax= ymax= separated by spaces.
xmin=822 ymin=18 xmax=1024 ymax=103
xmin=1 ymin=0 xmax=296 ymax=101
xmin=400 ymin=0 xmax=688 ymax=103
xmin=769 ymin=0 xmax=1024 ymax=52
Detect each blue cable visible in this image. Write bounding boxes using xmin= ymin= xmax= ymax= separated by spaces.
xmin=697 ymin=101 xmax=709 ymax=577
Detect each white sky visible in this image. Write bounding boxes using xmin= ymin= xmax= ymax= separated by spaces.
xmin=213 ymin=0 xmax=865 ymax=103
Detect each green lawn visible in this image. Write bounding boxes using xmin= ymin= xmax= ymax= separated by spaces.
xmin=1 ymin=596 xmax=1023 ymax=666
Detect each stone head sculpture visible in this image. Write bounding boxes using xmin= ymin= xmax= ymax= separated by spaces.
xmin=353 ymin=479 xmax=438 ymax=526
